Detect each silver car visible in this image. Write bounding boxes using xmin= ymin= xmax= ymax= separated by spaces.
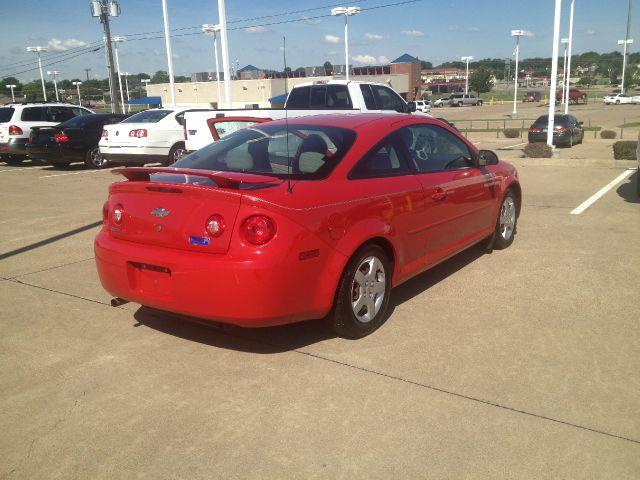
xmin=449 ymin=93 xmax=483 ymax=107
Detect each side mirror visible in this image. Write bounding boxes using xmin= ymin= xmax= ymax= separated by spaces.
xmin=406 ymin=102 xmax=416 ymax=113
xmin=478 ymin=149 xmax=499 ymax=167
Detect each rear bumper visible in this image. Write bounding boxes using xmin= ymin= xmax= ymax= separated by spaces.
xmin=26 ymin=144 xmax=85 ymax=164
xmin=101 ymin=153 xmax=166 ymax=165
xmin=94 ymin=230 xmax=346 ymax=327
xmin=0 ymin=138 xmax=29 ymax=157
xmin=100 ymin=145 xmax=168 ymax=165
xmin=528 ymin=132 xmax=571 ymax=145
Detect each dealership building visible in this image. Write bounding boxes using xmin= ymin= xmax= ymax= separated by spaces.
xmin=146 ymin=54 xmax=422 ymax=108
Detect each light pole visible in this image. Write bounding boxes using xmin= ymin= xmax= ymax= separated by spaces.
xmin=91 ymin=0 xmax=122 ymax=113
xmin=546 ymin=0 xmax=563 ymax=147
xmin=142 ymin=78 xmax=150 ymax=97
xmin=617 ymin=39 xmax=634 ymax=94
xmin=72 ymin=81 xmax=83 ymax=106
xmin=564 ymin=0 xmax=575 ymax=114
xmin=26 ymin=46 xmax=48 ymax=101
xmin=6 ymin=84 xmax=16 ymax=103
xmin=161 ymin=0 xmax=177 ymax=106
xmin=47 ymin=71 xmax=61 ymax=102
xmin=111 ymin=36 xmax=126 ymax=113
xmin=202 ymin=23 xmax=223 ymax=107
xmin=331 ymin=6 xmax=360 ymax=81
xmin=510 ymin=30 xmax=524 ymax=115
xmin=121 ymin=72 xmax=131 ymax=112
xmin=560 ymin=38 xmax=569 ymax=106
xmin=217 ymin=0 xmax=232 ymax=108
xmin=461 ymin=56 xmax=473 ymax=94
xmin=193 ymin=84 xmax=198 ymax=105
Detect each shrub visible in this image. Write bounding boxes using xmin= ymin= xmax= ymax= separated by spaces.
xmin=524 ymin=142 xmax=553 ymax=158
xmin=600 ymin=130 xmax=617 ymax=139
xmin=612 ymin=141 xmax=637 ymax=160
xmin=503 ymin=128 xmax=520 ymax=138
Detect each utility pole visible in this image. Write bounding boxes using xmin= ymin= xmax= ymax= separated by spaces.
xmin=84 ymin=68 xmax=91 ymax=81
xmin=91 ymin=1 xmax=122 ymax=113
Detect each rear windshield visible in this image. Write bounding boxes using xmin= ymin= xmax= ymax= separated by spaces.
xmin=174 ymin=124 xmax=356 ymax=179
xmin=0 ymin=107 xmax=15 ymax=122
xmin=121 ymin=109 xmax=171 ymax=123
xmin=534 ymin=115 xmax=566 ymax=124
xmin=59 ymin=115 xmax=104 ymax=129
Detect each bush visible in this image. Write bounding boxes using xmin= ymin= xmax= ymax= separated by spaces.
xmin=600 ymin=130 xmax=617 ymax=139
xmin=503 ymin=128 xmax=520 ymax=138
xmin=524 ymin=142 xmax=553 ymax=158
xmin=612 ymin=141 xmax=637 ymax=160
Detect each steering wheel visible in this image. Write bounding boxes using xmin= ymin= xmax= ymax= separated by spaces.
xmin=413 ymin=132 xmax=432 ymax=161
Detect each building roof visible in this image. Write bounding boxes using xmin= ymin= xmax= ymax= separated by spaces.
xmin=391 ymin=53 xmax=419 ymax=64
xmin=238 ymin=64 xmax=260 ymax=73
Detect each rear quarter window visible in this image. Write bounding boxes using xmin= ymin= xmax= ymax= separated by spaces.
xmin=286 ymin=86 xmax=311 ymax=109
xmin=0 ymin=108 xmax=15 ymax=122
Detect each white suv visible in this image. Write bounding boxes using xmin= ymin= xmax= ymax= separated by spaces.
xmin=0 ymin=103 xmax=93 ymax=164
xmin=413 ymin=100 xmax=431 ymax=113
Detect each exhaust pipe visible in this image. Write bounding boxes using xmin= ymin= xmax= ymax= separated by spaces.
xmin=110 ymin=297 xmax=129 ymax=307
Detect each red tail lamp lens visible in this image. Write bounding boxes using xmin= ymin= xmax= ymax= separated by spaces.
xmin=102 ymin=202 xmax=109 ymax=224
xmin=54 ymin=132 xmax=69 ymax=143
xmin=8 ymin=125 xmax=23 ymax=135
xmin=241 ymin=215 xmax=276 ymax=245
xmin=113 ymin=204 xmax=124 ymax=225
xmin=205 ymin=215 xmax=225 ymax=238
xmin=129 ymin=129 xmax=147 ymax=138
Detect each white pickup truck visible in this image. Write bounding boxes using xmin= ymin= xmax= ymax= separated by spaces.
xmin=184 ymin=80 xmax=427 ymax=152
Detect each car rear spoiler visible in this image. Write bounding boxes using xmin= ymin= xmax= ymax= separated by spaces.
xmin=112 ymin=167 xmax=282 ymax=189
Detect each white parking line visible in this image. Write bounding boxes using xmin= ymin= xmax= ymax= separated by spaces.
xmin=497 ymin=142 xmax=527 ymax=151
xmin=0 ymin=165 xmax=45 ymax=173
xmin=570 ymin=168 xmax=635 ymax=215
xmin=39 ymin=169 xmax=113 ymax=179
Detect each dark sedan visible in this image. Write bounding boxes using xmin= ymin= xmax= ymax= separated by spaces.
xmin=27 ymin=113 xmax=127 ymax=168
xmin=527 ymin=114 xmax=584 ymax=147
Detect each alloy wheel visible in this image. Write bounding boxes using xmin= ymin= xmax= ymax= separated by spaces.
xmin=351 ymin=256 xmax=386 ymax=323
xmin=499 ymin=196 xmax=516 ymax=240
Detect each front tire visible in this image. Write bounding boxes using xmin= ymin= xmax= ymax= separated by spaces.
xmin=327 ymin=244 xmax=392 ymax=339
xmin=164 ymin=142 xmax=186 ymax=166
xmin=492 ymin=190 xmax=518 ymax=250
xmin=85 ymin=147 xmax=109 ymax=169
xmin=458 ymin=101 xmax=463 ymax=107
xmin=2 ymin=156 xmax=25 ymax=165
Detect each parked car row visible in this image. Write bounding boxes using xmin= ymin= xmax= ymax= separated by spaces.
xmin=432 ymin=93 xmax=483 ymax=108
xmin=603 ymin=93 xmax=640 ymax=105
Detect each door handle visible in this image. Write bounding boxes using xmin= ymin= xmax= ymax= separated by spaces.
xmin=431 ymin=189 xmax=447 ymax=202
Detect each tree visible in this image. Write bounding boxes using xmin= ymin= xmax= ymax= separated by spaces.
xmin=151 ymin=70 xmax=169 ymax=83
xmin=577 ymin=76 xmax=594 ymax=87
xmin=295 ymin=67 xmax=305 ymax=73
xmin=323 ymin=61 xmax=333 ymax=71
xmin=622 ymin=66 xmax=638 ymax=92
xmin=420 ymin=60 xmax=432 ymax=69
xmin=468 ymin=67 xmax=493 ymax=94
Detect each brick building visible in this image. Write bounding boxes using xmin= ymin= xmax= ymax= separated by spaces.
xmin=390 ymin=53 xmax=421 ymax=101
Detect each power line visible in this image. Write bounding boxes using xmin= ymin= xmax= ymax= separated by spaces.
xmin=3 ymin=46 xmax=104 ymax=77
xmin=0 ymin=41 xmax=104 ymax=73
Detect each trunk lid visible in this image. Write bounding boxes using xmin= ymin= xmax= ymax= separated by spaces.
xmin=29 ymin=126 xmax=60 ymax=145
xmin=107 ymin=167 xmax=282 ymax=254
xmin=103 ymin=122 xmax=156 ymax=147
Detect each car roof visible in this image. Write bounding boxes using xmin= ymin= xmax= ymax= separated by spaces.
xmin=291 ymin=80 xmax=391 ymax=88
xmin=257 ymin=113 xmax=440 ymax=131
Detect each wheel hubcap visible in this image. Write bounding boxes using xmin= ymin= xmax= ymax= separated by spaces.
xmin=499 ymin=197 xmax=516 ymax=240
xmin=173 ymin=148 xmax=184 ymax=162
xmin=351 ymin=256 xmax=386 ymax=323
xmin=91 ymin=149 xmax=104 ymax=167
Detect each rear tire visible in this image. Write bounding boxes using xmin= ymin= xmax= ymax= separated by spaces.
xmin=85 ymin=147 xmax=109 ymax=169
xmin=458 ymin=101 xmax=463 ymax=107
xmin=2 ymin=157 xmax=25 ymax=165
xmin=477 ymin=100 xmax=483 ymax=106
xmin=327 ymin=244 xmax=392 ymax=339
xmin=492 ymin=190 xmax=518 ymax=250
xmin=164 ymin=142 xmax=186 ymax=166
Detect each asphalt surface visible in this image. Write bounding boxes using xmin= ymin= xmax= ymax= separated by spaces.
xmin=1 ymin=153 xmax=639 ymax=479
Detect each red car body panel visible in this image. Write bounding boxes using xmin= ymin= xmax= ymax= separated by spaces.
xmin=95 ymin=113 xmax=519 ymax=327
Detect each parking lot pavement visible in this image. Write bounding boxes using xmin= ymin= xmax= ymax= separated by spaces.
xmin=1 ymin=161 xmax=639 ymax=478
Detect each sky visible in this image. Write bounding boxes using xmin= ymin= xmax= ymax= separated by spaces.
xmin=0 ymin=0 xmax=638 ymax=83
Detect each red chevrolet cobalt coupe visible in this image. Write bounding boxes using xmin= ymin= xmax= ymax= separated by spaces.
xmin=95 ymin=114 xmax=520 ymax=338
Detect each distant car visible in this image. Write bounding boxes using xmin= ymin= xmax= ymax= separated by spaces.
xmin=27 ymin=113 xmax=128 ymax=169
xmin=449 ymin=93 xmax=483 ymax=107
xmin=0 ymin=103 xmax=93 ymax=165
xmin=528 ymin=114 xmax=584 ymax=147
xmin=603 ymin=93 xmax=636 ymax=105
xmin=433 ymin=96 xmax=450 ymax=108
xmin=556 ymin=88 xmax=587 ymax=104
xmin=523 ymin=91 xmax=541 ymax=102
xmin=100 ymin=107 xmax=211 ymax=166
xmin=413 ymin=100 xmax=431 ymax=113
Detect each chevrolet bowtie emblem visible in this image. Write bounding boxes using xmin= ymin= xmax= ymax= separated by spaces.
xmin=151 ymin=207 xmax=170 ymax=218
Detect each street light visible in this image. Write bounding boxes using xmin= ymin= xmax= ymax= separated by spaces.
xmin=26 ymin=46 xmax=48 ymax=101
xmin=47 ymin=71 xmax=61 ymax=102
xmin=160 ymin=0 xmax=177 ymax=106
xmin=546 ymin=0 xmax=562 ymax=147
xmin=5 ymin=84 xmax=17 ymax=103
xmin=110 ymin=35 xmax=126 ymax=113
xmin=617 ymin=38 xmax=634 ymax=94
xmin=121 ymin=72 xmax=131 ymax=112
xmin=72 ymin=81 xmax=83 ymax=106
xmin=202 ymin=23 xmax=223 ymax=107
xmin=142 ymin=78 xmax=150 ymax=95
xmin=560 ymin=39 xmax=569 ymax=106
xmin=563 ymin=0 xmax=575 ymax=114
xmin=331 ymin=6 xmax=360 ymax=81
xmin=510 ymin=30 xmax=525 ymax=115
xmin=461 ymin=56 xmax=473 ymax=94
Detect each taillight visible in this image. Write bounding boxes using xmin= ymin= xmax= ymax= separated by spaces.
xmin=54 ymin=132 xmax=69 ymax=143
xmin=205 ymin=214 xmax=225 ymax=238
xmin=529 ymin=127 xmax=541 ymax=133
xmin=129 ymin=129 xmax=147 ymax=138
xmin=102 ymin=202 xmax=109 ymax=224
xmin=554 ymin=126 xmax=567 ymax=132
xmin=241 ymin=215 xmax=276 ymax=246
xmin=113 ymin=204 xmax=124 ymax=225
xmin=102 ymin=129 xmax=108 ymax=138
xmin=8 ymin=125 xmax=23 ymax=135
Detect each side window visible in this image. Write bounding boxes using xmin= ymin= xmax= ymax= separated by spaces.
xmin=21 ymin=107 xmax=46 ymax=122
xmin=372 ymin=85 xmax=404 ymax=111
xmin=326 ymin=85 xmax=352 ymax=108
xmin=286 ymin=86 xmax=310 ymax=108
xmin=399 ymin=124 xmax=473 ymax=173
xmin=309 ymin=85 xmax=327 ymax=108
xmin=360 ymin=84 xmax=377 ymax=110
xmin=350 ymin=135 xmax=410 ymax=179
xmin=46 ymin=107 xmax=75 ymax=123
xmin=72 ymin=108 xmax=90 ymax=117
